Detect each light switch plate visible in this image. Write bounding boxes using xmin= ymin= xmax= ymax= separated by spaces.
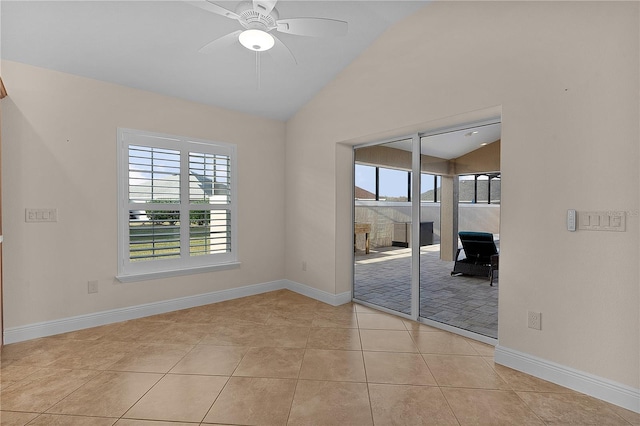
xmin=25 ymin=208 xmax=58 ymax=222
xmin=578 ymin=211 xmax=625 ymax=232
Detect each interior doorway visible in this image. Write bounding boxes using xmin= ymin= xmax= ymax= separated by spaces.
xmin=353 ymin=121 xmax=501 ymax=340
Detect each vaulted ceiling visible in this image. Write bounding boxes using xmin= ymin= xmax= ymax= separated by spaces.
xmin=1 ymin=1 xmax=428 ymax=121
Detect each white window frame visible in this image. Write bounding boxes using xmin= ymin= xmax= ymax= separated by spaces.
xmin=116 ymin=128 xmax=239 ymax=282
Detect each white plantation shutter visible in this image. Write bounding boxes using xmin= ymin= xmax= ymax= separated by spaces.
xmin=129 ymin=145 xmax=181 ymax=203
xmin=188 ymin=151 xmax=232 ymax=256
xmin=117 ymin=129 xmax=238 ymax=281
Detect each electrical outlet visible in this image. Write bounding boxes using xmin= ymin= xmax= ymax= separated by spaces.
xmin=528 ymin=311 xmax=541 ymax=330
xmin=88 ymin=280 xmax=99 ymax=294
xmin=302 ymin=261 xmax=307 ymax=271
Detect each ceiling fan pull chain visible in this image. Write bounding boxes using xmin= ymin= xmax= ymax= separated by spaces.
xmin=256 ymin=51 xmax=261 ymax=91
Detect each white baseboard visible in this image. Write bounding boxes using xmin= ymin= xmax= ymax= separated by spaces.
xmin=495 ymin=345 xmax=640 ymax=414
xmin=284 ymin=280 xmax=352 ymax=306
xmin=3 ymin=280 xmax=351 ymax=345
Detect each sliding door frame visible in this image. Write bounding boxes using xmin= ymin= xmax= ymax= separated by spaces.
xmin=352 ymin=119 xmax=501 ymax=345
xmin=410 ymin=133 xmax=421 ymax=320
xmin=352 ymin=132 xmax=422 ymax=321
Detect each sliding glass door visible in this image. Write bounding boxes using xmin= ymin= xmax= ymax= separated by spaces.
xmin=353 ymin=138 xmax=413 ymax=315
xmin=353 ymin=122 xmax=501 ymax=340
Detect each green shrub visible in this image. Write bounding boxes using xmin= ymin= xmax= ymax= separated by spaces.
xmin=145 ymin=199 xmax=211 ymax=225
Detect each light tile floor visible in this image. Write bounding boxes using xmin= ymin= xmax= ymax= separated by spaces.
xmin=1 ymin=290 xmax=638 ymax=425
xmin=355 ymin=246 xmax=498 ymax=338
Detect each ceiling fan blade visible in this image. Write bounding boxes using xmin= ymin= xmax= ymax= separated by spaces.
xmin=253 ymin=0 xmax=277 ymax=15
xmin=186 ymin=1 xmax=240 ymax=20
xmin=198 ymin=30 xmax=242 ymax=54
xmin=268 ymin=34 xmax=297 ymax=66
xmin=276 ymin=18 xmax=348 ymax=37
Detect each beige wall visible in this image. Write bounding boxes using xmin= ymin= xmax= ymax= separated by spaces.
xmin=1 ymin=61 xmax=286 ymax=328
xmin=285 ymin=1 xmax=639 ymax=389
xmin=0 ymin=77 xmax=5 ymax=347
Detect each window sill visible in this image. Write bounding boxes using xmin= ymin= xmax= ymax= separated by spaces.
xmin=116 ymin=261 xmax=241 ymax=283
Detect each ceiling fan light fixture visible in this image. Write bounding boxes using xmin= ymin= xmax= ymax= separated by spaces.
xmin=239 ymin=29 xmax=275 ymax=51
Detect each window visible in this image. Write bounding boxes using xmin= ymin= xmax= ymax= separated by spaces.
xmin=354 ymin=164 xmax=377 ymax=200
xmin=420 ymin=174 xmax=440 ymax=202
xmin=355 ymin=163 xmax=442 ymax=203
xmin=117 ymin=129 xmax=238 ymax=281
xmin=459 ymin=173 xmax=501 ymax=204
xmin=379 ymin=167 xmax=409 ymax=201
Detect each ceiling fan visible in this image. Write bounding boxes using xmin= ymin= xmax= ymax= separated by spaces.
xmin=188 ymin=0 xmax=348 ymax=64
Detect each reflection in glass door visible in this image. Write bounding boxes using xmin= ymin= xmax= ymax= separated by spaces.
xmin=353 ymin=138 xmax=413 ymax=315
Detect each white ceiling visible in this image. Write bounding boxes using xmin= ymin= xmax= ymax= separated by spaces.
xmin=1 ymin=0 xmax=428 ymax=121
xmin=385 ymin=122 xmax=502 ymax=160
xmin=420 ymin=122 xmax=502 ymax=159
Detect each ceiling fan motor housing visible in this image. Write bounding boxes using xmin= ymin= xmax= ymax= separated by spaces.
xmin=236 ymin=1 xmax=279 ymax=31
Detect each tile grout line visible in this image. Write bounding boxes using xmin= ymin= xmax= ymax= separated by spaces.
xmin=355 ymin=308 xmax=377 ymax=425
xmin=283 ymin=294 xmax=316 ymax=426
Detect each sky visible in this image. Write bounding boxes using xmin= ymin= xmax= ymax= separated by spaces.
xmin=355 ymin=164 xmax=438 ymax=198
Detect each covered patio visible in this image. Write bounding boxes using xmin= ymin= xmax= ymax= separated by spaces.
xmin=354 ymin=244 xmax=498 ymax=339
